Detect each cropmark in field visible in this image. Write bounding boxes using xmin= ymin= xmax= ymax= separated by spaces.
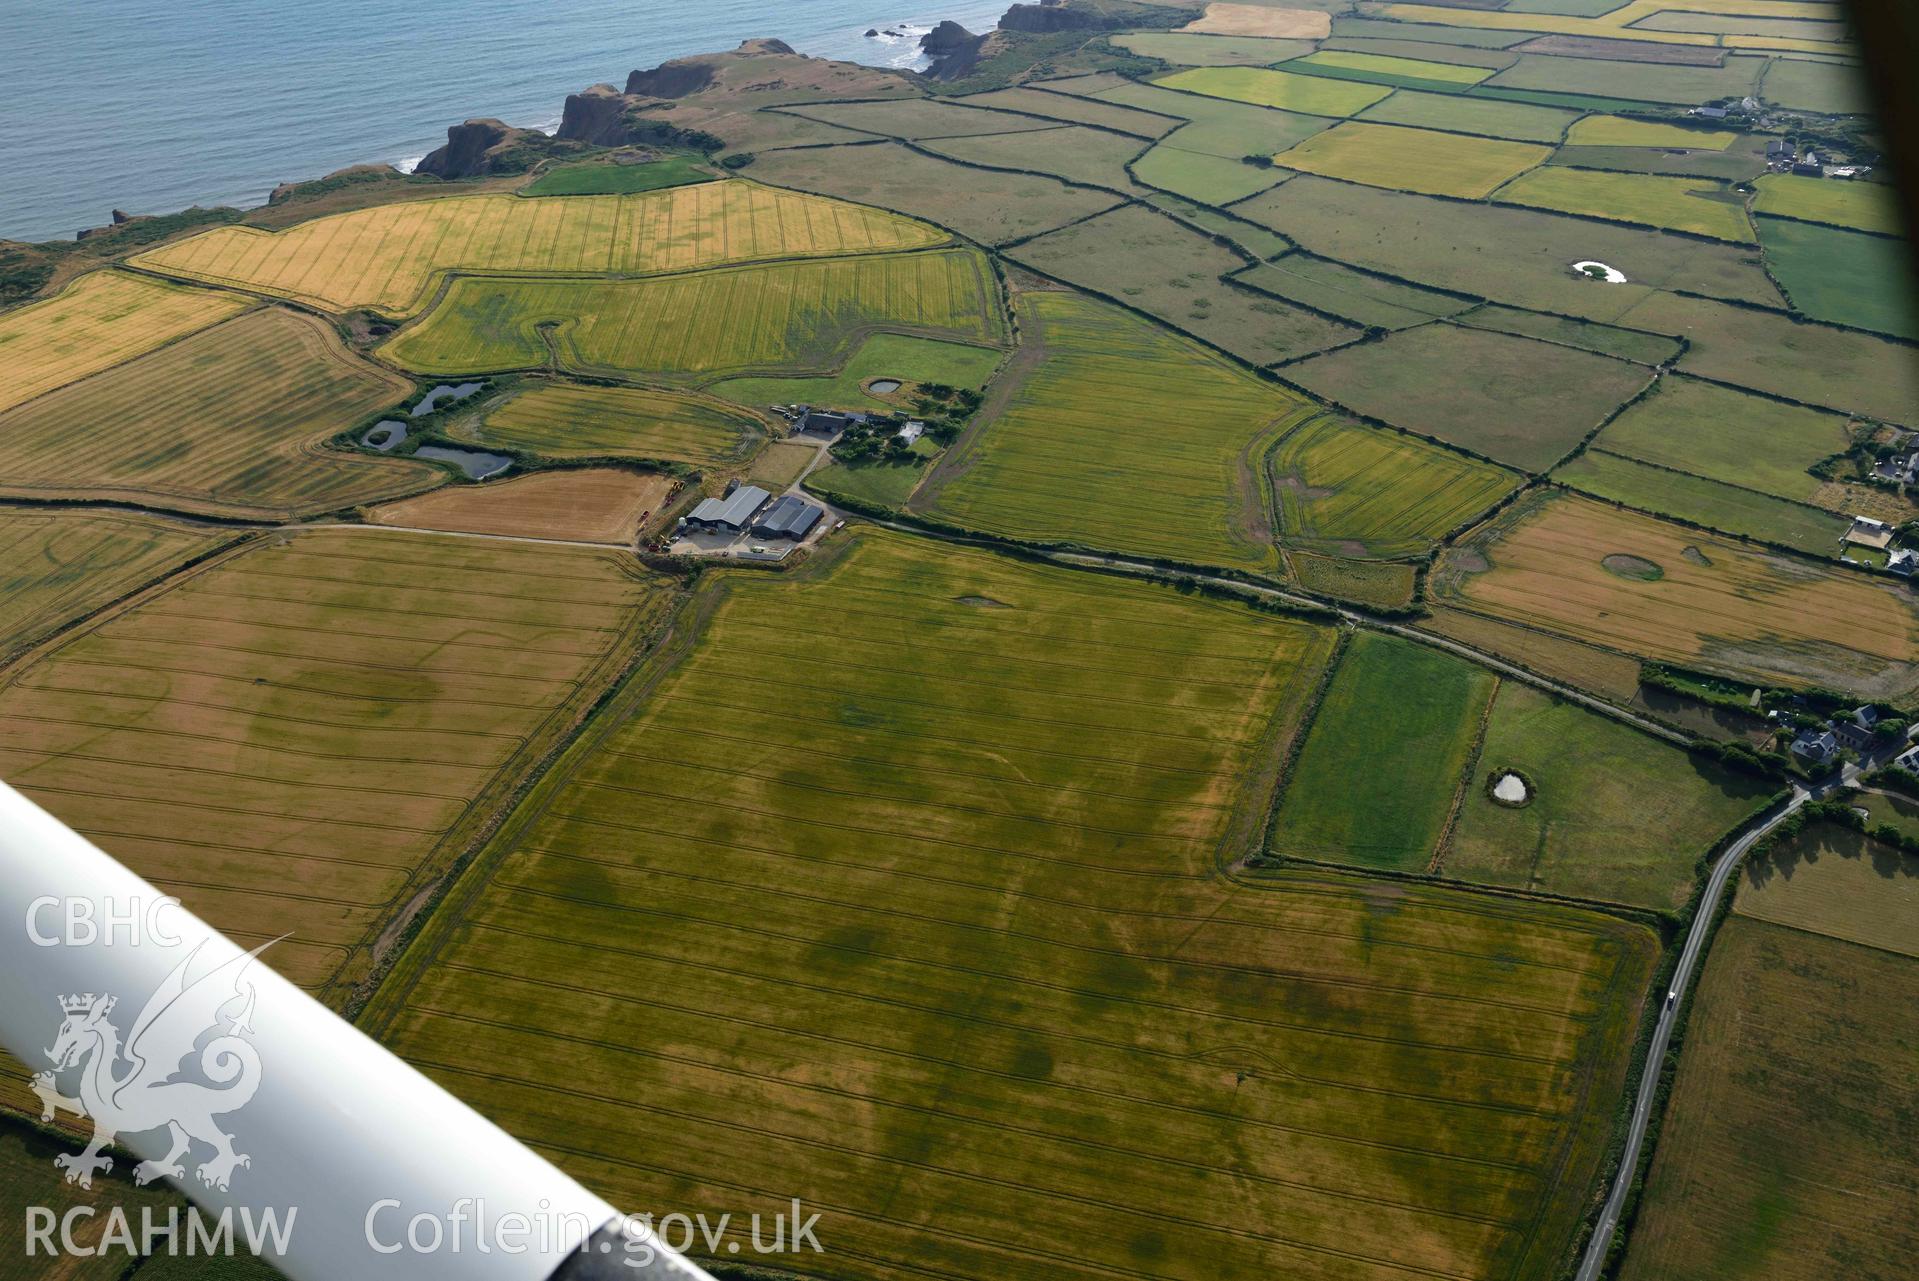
xmin=469 ymin=382 xmax=765 ymax=467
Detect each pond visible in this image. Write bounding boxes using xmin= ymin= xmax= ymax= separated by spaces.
xmin=415 ymin=445 xmax=511 ymax=479
xmin=361 ymin=420 xmax=408 ymax=452
xmin=411 ymin=382 xmax=484 ymax=417
xmin=1492 ymin=773 xmax=1530 ymax=805
xmin=867 ymin=379 xmax=902 ymax=395
xmin=1571 ymin=260 xmax=1628 ymax=284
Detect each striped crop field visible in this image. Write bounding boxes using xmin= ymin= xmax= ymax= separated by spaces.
xmin=367 ymin=529 xmax=1659 ymax=1281
xmin=0 ymin=270 xmax=251 ymax=417
xmin=1268 ymin=415 xmax=1520 ymax=557
xmin=0 ymin=528 xmax=673 ymax=998
xmin=381 ymin=249 xmax=1004 ymax=379
xmin=922 ymin=291 xmax=1309 ymax=572
xmin=0 ymin=509 xmax=228 ymax=664
xmin=131 ymin=181 xmax=946 ymax=316
xmin=466 ymin=382 xmax=766 ymax=466
xmin=0 ymin=308 xmax=439 ymax=519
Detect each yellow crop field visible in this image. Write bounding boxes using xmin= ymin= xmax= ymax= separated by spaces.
xmin=1493 ymin=167 xmax=1755 ymax=241
xmin=0 ymin=270 xmax=251 ymax=416
xmin=1564 ymin=115 xmax=1737 ymax=149
xmin=0 ymin=528 xmax=672 ymax=998
xmin=1298 ymin=50 xmax=1492 ymax=86
xmin=366 ymin=468 xmax=674 ymax=544
xmin=1754 ymin=172 xmax=1904 ymax=234
xmin=0 ymin=308 xmax=439 ymax=519
xmin=1157 ymin=66 xmax=1393 ymax=117
xmin=467 ymin=382 xmax=764 ymax=466
xmin=1736 ymin=823 xmax=1919 ymax=958
xmin=132 ymin=181 xmax=946 ymax=316
xmin=1435 ymin=493 xmax=1919 ymax=699
xmin=1275 ymin=123 xmax=1551 ymax=199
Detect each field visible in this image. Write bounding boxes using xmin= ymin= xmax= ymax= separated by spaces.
xmin=1287 ymin=552 xmax=1419 ymax=609
xmin=749 ymin=142 xmax=1122 ymax=245
xmin=0 ymin=528 xmax=669 ymax=997
xmin=0 ymin=1118 xmax=178 ymax=1281
xmin=0 ymin=510 xmax=225 ymax=663
xmin=1443 ymin=680 xmax=1771 ymax=907
xmin=0 ymin=307 xmax=437 ymax=519
xmin=1859 ymin=791 xmax=1919 ymax=843
xmin=0 ymin=270 xmax=251 ymax=417
xmin=1007 ymin=206 xmax=1358 ymax=366
xmin=1586 ymin=374 xmax=1853 ymax=505
xmin=1492 ymin=168 xmax=1754 ymax=241
xmin=1435 ymin=493 xmax=1919 ymax=700
xmin=133 ymin=181 xmax=946 ymax=315
xmin=1293 ymin=49 xmax=1497 ymax=86
xmin=380 ymin=249 xmax=1005 ymax=379
xmin=1273 ymin=122 xmax=1550 ymax=198
xmin=1284 ymin=323 xmax=1650 ymax=471
xmin=1454 ymin=304 xmax=1681 ymax=363
xmin=1185 ymin=2 xmax=1330 ymax=38
xmin=368 ymin=529 xmax=1660 ymax=1281
xmin=1269 ymin=632 xmax=1497 ymax=872
xmin=1613 ymin=291 xmax=1919 ymax=427
xmin=1064 ymin=80 xmax=1331 ymax=202
xmin=1619 ymin=917 xmax=1919 ymax=1281
xmin=782 ymin=98 xmax=1064 ymax=140
xmin=1235 ymin=177 xmax=1782 ymax=324
xmin=1111 ymin=32 xmax=1317 ymax=65
xmin=744 ymin=439 xmax=817 ymax=488
xmin=1753 ymin=173 xmax=1900 ymax=234
xmin=1761 ymin=54 xmax=1870 ymax=114
xmin=1553 ymin=450 xmax=1851 ymax=557
xmin=1268 ymin=415 xmax=1520 ymax=556
xmin=365 ymin=468 xmax=674 ymax=544
xmin=1354 ymin=89 xmax=1580 ymax=142
xmin=1759 ymin=217 xmax=1918 ymax=339
xmin=921 ymin=126 xmax=1153 ymax=196
xmin=1482 ymin=51 xmax=1765 ymax=104
xmin=1562 ymin=115 xmax=1736 ymax=149
xmin=1735 ymin=822 xmax=1919 ymax=959
xmin=1238 ymin=253 xmax=1474 ymax=329
xmin=519 ymin=157 xmax=716 ymax=196
xmin=949 ymin=86 xmax=1182 ymax=136
xmin=709 ymin=333 xmax=1005 ymax=412
xmin=1156 ymin=66 xmax=1394 ymax=116
xmin=1132 ymin=143 xmax=1293 ymax=204
xmin=465 ymin=382 xmax=765 ymax=466
xmin=923 ymin=291 xmax=1308 ymax=571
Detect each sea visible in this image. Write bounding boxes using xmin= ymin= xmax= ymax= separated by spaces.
xmin=0 ymin=0 xmax=1010 ymax=243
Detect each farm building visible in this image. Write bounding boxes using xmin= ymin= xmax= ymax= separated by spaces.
xmin=752 ymin=494 xmax=824 ymax=541
xmin=1845 ymin=515 xmax=1894 ymax=549
xmin=685 ymin=484 xmax=771 ymax=533
xmin=802 ymin=410 xmax=870 ymax=435
xmin=1790 ymin=728 xmax=1839 ymax=764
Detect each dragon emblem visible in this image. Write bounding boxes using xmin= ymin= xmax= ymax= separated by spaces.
xmin=29 ymin=941 xmax=269 ymax=1193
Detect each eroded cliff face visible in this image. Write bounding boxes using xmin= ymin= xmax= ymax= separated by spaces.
xmin=999 ymin=1 xmax=1100 ymax=33
xmin=414 ymin=118 xmax=563 ymax=178
xmin=558 ymin=85 xmax=631 ymax=146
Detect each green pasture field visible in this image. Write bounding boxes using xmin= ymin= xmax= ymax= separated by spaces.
xmin=1859 ymin=791 xmax=1919 ymax=844
xmin=0 ymin=307 xmax=437 ymax=520
xmin=1589 ymin=374 xmax=1853 ymax=505
xmin=1753 ymin=173 xmax=1902 ymax=235
xmin=1613 ymin=291 xmax=1919 ymax=428
xmin=1237 ymin=253 xmax=1474 ymax=329
xmin=1269 ymin=415 xmax=1522 ymax=556
xmin=805 ymin=438 xmax=940 ymax=510
xmin=0 ymin=509 xmax=226 ymax=664
xmin=1112 ymin=31 xmax=1317 ymax=65
xmin=1620 ymin=918 xmax=1919 ymax=1281
xmin=466 ymin=382 xmax=765 ymax=466
xmin=380 ymin=249 xmax=1005 ymax=379
xmin=782 ymin=97 xmax=1062 ymax=140
xmin=1156 ymin=66 xmax=1394 ymax=117
xmin=1493 ymin=167 xmax=1755 ymax=242
xmin=1454 ymin=303 xmax=1682 ymax=363
xmin=748 ymin=141 xmax=1122 ymax=245
xmin=709 ymin=332 xmax=1005 ymax=412
xmin=1274 ymin=121 xmax=1550 ymax=198
xmin=1269 ymin=632 xmax=1498 ymax=872
xmin=1315 ymin=37 xmax=1521 ymax=70
xmin=1442 ymin=681 xmax=1771 ymax=909
xmin=521 ymin=156 xmax=715 ymax=195
xmin=368 ymin=528 xmax=1661 ymax=1281
xmin=920 ymin=125 xmax=1152 ymax=196
xmin=1737 ymin=822 xmax=1919 ymax=959
xmin=0 ymin=1117 xmax=177 ymax=1281
xmin=1234 ymin=176 xmax=1783 ymax=324
xmin=0 ymin=528 xmax=670 ymax=997
xmin=1563 ymin=115 xmax=1736 ymax=149
xmin=1553 ymin=451 xmax=1851 ymax=557
xmin=1485 ymin=52 xmax=1765 ymax=104
xmin=1078 ymin=78 xmax=1337 ymax=155
xmin=1133 ymin=143 xmax=1291 ymax=203
xmin=950 ymin=86 xmax=1182 ymax=137
xmin=1354 ymin=89 xmax=1580 ymax=143
xmin=923 ymin=290 xmax=1308 ymax=571
xmin=1544 ymin=144 xmax=1766 ymax=182
xmin=1006 ymin=206 xmax=1359 ymax=366
xmin=1150 ymin=195 xmax=1293 ymax=259
xmin=1633 ymin=10 xmax=1849 ymax=39
xmin=1288 ymin=551 xmax=1420 ymax=608
xmin=1760 ymin=216 xmax=1919 ymax=339
xmin=1293 ymin=49 xmax=1495 ymax=86
xmin=1761 ymin=55 xmax=1870 ymax=114
xmin=1329 ymin=16 xmax=1535 ymax=47
xmin=1283 ymin=322 xmax=1651 ymax=471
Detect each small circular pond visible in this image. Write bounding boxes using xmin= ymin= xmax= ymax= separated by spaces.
xmin=867 ymin=379 xmax=902 ymax=395
xmin=1572 ymin=260 xmax=1628 ymax=283
xmin=1491 ymin=773 xmax=1531 ymax=806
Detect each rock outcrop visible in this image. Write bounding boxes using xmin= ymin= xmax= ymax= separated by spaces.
xmin=920 ymin=19 xmax=989 ymax=78
xmin=414 ymin=118 xmax=558 ymax=178
xmin=558 ymin=84 xmax=632 ymax=146
xmin=999 ymin=1 xmax=1101 ymax=33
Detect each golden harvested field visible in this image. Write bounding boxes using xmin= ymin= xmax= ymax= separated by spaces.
xmin=0 ymin=528 xmax=670 ymax=999
xmin=132 ymin=181 xmax=945 ymax=315
xmin=0 ymin=270 xmax=251 ymax=417
xmin=365 ymin=467 xmax=674 ymax=544
xmin=368 ymin=530 xmax=1658 ymax=1281
xmin=464 ymin=382 xmax=764 ymax=466
xmin=0 ymin=308 xmax=438 ymax=519
xmin=1420 ymin=605 xmax=1645 ymax=704
xmin=1436 ymin=493 xmax=1919 ymax=699
xmin=1563 ymin=116 xmax=1737 ymax=149
xmin=1275 ymin=122 xmax=1551 ymax=199
xmin=381 ymin=249 xmax=1004 ymax=379
xmin=1735 ymin=822 xmax=1919 ymax=959
xmin=1184 ymin=2 xmax=1330 ymax=38
xmin=0 ymin=509 xmax=226 ymax=664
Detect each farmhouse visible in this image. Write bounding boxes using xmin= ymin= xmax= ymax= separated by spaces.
xmin=1790 ymin=728 xmax=1839 ymax=765
xmin=1889 ymin=548 xmax=1917 ymax=576
xmin=751 ymin=494 xmax=824 ymax=542
xmin=801 ymin=409 xmax=870 ymax=435
xmin=1831 ymin=718 xmax=1874 ymax=753
xmin=897 ymin=420 xmax=926 ymax=445
xmin=685 ymin=483 xmax=771 ymax=533
xmin=1895 ymin=744 xmax=1919 ymax=773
